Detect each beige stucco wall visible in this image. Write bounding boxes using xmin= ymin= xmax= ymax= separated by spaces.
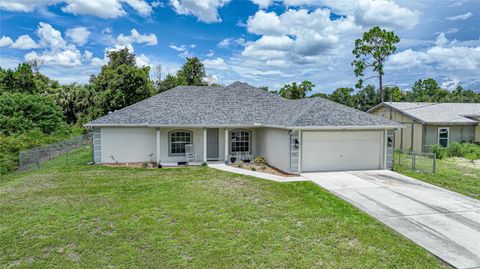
xmin=100 ymin=127 xmax=157 ymax=163
xmin=256 ymin=127 xmax=290 ymax=172
xmin=99 ymin=127 xmax=259 ymax=164
xmin=476 ymin=126 xmax=480 ymax=142
xmin=370 ymin=106 xmax=423 ymax=152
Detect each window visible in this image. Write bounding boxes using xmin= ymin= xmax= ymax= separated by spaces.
xmin=231 ymin=130 xmax=250 ymax=153
xmin=438 ymin=127 xmax=449 ymax=147
xmin=169 ymin=130 xmax=192 ymax=155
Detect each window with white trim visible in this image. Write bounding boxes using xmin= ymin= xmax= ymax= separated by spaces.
xmin=231 ymin=130 xmax=250 ymax=153
xmin=438 ymin=127 xmax=449 ymax=147
xmin=169 ymin=130 xmax=192 ymax=155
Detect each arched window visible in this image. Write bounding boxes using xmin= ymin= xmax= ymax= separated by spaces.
xmin=231 ymin=130 xmax=250 ymax=153
xmin=169 ymin=130 xmax=193 ymax=156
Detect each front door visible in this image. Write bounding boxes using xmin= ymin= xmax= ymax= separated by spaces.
xmin=207 ymin=128 xmax=219 ymax=160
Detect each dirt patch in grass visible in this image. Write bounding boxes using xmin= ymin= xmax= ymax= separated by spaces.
xmin=229 ymin=162 xmax=296 ymax=177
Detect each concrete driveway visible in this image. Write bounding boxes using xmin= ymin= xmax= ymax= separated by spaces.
xmin=301 ymin=170 xmax=480 ymax=269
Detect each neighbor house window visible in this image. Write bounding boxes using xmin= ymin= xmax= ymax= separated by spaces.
xmin=169 ymin=130 xmax=192 ymax=155
xmin=438 ymin=127 xmax=449 ymax=147
xmin=231 ymin=130 xmax=250 ymax=153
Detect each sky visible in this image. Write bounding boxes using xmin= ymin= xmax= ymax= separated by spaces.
xmin=0 ymin=0 xmax=479 ymax=94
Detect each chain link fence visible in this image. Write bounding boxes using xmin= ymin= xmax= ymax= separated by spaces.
xmin=18 ymin=133 xmax=92 ymax=171
xmin=393 ymin=149 xmax=436 ymax=174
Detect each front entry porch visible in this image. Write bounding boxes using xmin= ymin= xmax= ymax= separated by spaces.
xmin=154 ymin=127 xmax=257 ymax=166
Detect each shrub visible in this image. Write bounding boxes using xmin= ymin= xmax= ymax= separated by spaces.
xmin=254 ymin=156 xmax=267 ymax=165
xmin=461 ymin=143 xmax=480 ymax=161
xmin=236 ymin=161 xmax=243 ymax=168
xmin=446 ymin=142 xmax=464 ymax=157
xmin=260 ymin=164 xmax=266 ymax=171
xmin=430 ymin=144 xmax=447 ymax=159
xmin=249 ymin=166 xmax=256 ymax=171
xmin=142 ymin=162 xmax=149 ymax=168
xmin=201 ymin=162 xmax=207 ymax=166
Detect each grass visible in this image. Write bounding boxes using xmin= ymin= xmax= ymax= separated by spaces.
xmin=395 ymin=157 xmax=480 ymax=200
xmin=0 ymin=147 xmax=445 ymax=268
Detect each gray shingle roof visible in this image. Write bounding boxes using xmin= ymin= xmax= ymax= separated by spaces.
xmin=376 ymin=102 xmax=480 ymax=125
xmin=85 ymin=82 xmax=399 ymax=128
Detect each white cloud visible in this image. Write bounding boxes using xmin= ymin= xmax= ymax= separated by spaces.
xmin=203 ymin=57 xmax=229 ymax=70
xmin=0 ymin=36 xmax=13 ymax=47
xmin=446 ymin=11 xmax=473 ymax=21
xmin=251 ymin=0 xmax=273 ymax=9
xmin=11 ymin=34 xmax=39 ymax=49
xmin=354 ymin=0 xmax=420 ymax=29
xmin=135 ymin=53 xmax=152 ymax=67
xmin=206 ymin=49 xmax=215 ymax=57
xmin=217 ymin=37 xmax=246 ymax=48
xmin=1 ymin=0 xmax=152 ymax=18
xmin=61 ymin=0 xmax=126 ymax=18
xmin=122 ymin=0 xmax=152 ymax=16
xmin=435 ymin=33 xmax=448 ymax=47
xmin=169 ymin=0 xmax=230 ymax=23
xmin=0 ymin=0 xmax=60 ymax=12
xmin=83 ymin=50 xmax=93 ymax=61
xmin=247 ymin=10 xmax=285 ymax=36
xmin=37 ymin=22 xmax=66 ymax=50
xmin=22 ymin=23 xmax=82 ymax=67
xmin=25 ymin=45 xmax=82 ymax=67
xmin=116 ymin=29 xmax=157 ymax=46
xmin=169 ymin=44 xmax=188 ymax=52
xmin=388 ymin=34 xmax=480 ymax=71
xmin=66 ymin=27 xmax=91 ymax=46
xmin=0 ymin=35 xmax=39 ymax=49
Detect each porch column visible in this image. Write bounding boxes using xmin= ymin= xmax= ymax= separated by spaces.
xmin=298 ymin=130 xmax=302 ymax=173
xmin=156 ymin=128 xmax=161 ymax=165
xmin=203 ymin=128 xmax=207 ymax=162
xmin=224 ymin=128 xmax=229 ymax=164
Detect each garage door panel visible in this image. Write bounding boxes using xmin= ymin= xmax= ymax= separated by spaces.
xmin=302 ymin=131 xmax=382 ymax=172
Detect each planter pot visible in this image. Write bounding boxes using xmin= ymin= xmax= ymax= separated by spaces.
xmin=230 ymin=157 xmax=236 ymax=163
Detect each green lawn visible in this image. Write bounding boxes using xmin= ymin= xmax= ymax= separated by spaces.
xmin=395 ymin=158 xmax=480 ymax=200
xmin=1 ymin=148 xmax=444 ymax=268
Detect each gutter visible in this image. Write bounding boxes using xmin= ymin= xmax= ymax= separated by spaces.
xmin=84 ymin=123 xmax=403 ymax=130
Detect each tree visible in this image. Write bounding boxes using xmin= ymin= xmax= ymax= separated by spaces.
xmin=279 ymin=81 xmax=314 ymax=99
xmin=355 ymin=85 xmax=378 ymax=111
xmin=352 ymin=26 xmax=400 ymax=102
xmin=330 ymin=87 xmax=355 ymax=107
xmin=449 ymin=86 xmax=480 ymax=103
xmin=177 ymin=57 xmax=206 ymax=86
xmin=89 ymin=47 xmax=154 ymax=117
xmin=383 ymin=86 xmax=404 ymax=102
xmin=0 ymin=93 xmax=66 ymax=135
xmin=157 ymin=74 xmax=182 ymax=93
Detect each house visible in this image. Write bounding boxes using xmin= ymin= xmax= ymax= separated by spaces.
xmin=84 ymin=82 xmax=400 ymax=173
xmin=369 ymin=102 xmax=480 ymax=153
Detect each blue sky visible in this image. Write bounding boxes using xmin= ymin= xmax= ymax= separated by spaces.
xmin=1 ymin=0 xmax=479 ymax=94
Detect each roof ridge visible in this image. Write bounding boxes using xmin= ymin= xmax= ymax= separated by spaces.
xmin=287 ymin=98 xmax=319 ymax=126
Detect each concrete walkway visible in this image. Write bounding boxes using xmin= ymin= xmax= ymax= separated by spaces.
xmin=208 ymin=163 xmax=306 ymax=182
xmin=302 ymin=170 xmax=480 ymax=269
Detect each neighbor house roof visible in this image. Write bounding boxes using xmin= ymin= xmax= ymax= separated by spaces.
xmin=85 ymin=82 xmax=399 ymax=129
xmin=369 ymin=102 xmax=480 ymax=125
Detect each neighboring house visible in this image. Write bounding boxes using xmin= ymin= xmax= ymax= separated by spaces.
xmin=85 ymin=82 xmax=400 ymax=173
xmin=369 ymin=102 xmax=480 ymax=153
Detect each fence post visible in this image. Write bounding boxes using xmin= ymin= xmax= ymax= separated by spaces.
xmin=36 ymin=148 xmax=40 ymax=169
xmin=411 ymin=152 xmax=415 ymax=172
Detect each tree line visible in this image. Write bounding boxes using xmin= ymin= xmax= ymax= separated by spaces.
xmin=270 ymin=78 xmax=479 ymax=112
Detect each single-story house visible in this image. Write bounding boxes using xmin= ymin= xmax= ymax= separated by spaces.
xmin=368 ymin=102 xmax=480 ymax=153
xmin=85 ymin=82 xmax=400 ymax=173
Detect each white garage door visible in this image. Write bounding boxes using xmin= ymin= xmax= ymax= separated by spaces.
xmin=302 ymin=131 xmax=383 ymax=172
